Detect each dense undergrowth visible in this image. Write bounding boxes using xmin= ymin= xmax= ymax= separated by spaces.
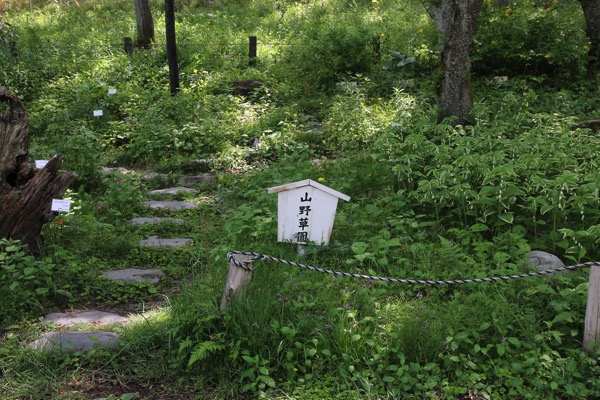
xmin=1 ymin=0 xmax=599 ymax=398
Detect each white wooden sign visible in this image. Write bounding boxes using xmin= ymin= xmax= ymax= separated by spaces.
xmin=93 ymin=110 xmax=103 ymax=117
xmin=35 ymin=160 xmax=49 ymax=169
xmin=268 ymin=179 xmax=349 ymax=245
xmin=51 ymin=199 xmax=71 ymax=212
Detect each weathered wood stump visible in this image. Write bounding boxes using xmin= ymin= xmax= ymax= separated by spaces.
xmin=0 ymin=86 xmax=76 ymax=253
xmin=573 ymin=119 xmax=600 ymax=132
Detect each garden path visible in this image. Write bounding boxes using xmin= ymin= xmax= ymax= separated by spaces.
xmin=27 ymin=171 xmax=218 ymax=352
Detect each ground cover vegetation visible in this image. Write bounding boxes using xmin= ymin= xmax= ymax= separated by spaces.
xmin=0 ymin=0 xmax=599 ymax=398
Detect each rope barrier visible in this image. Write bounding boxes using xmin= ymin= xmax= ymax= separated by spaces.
xmin=227 ymin=250 xmax=600 ymax=286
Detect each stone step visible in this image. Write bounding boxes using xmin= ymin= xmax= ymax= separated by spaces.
xmin=44 ymin=310 xmax=128 ymax=327
xmin=148 ymin=187 xmax=197 ymax=196
xmin=128 ymin=217 xmax=185 ymax=226
xmin=144 ymin=172 xmax=168 ymax=180
xmin=101 ymin=167 xmax=131 ymax=175
xmin=142 ymin=201 xmax=198 ymax=211
xmin=104 ymin=268 xmax=165 ymax=285
xmin=28 ymin=331 xmax=119 ymax=353
xmin=177 ymin=174 xmax=217 ymax=186
xmin=190 ymin=158 xmax=219 ymax=165
xmin=139 ymin=236 xmax=193 ymax=249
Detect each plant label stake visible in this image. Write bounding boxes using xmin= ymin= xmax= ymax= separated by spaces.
xmin=51 ymin=199 xmax=71 ymax=213
xmin=35 ymin=160 xmax=48 ymax=169
xmin=267 ymin=179 xmax=350 ymax=247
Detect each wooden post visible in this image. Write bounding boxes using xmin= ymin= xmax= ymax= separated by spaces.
xmin=584 ymin=265 xmax=600 ymax=351
xmin=165 ymin=0 xmax=180 ymax=95
xmin=124 ymin=37 xmax=134 ymax=55
xmin=220 ymin=254 xmax=254 ymax=310
xmin=249 ymin=36 xmax=257 ymax=67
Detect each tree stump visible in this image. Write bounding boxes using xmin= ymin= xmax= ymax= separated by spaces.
xmin=0 ymin=87 xmax=76 ymax=254
xmin=573 ymin=119 xmax=600 ymax=133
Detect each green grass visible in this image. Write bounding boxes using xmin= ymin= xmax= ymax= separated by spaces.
xmin=1 ymin=0 xmax=600 ymax=398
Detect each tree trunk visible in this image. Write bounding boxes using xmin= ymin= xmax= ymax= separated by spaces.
xmin=580 ymin=0 xmax=600 ymax=77
xmin=429 ymin=0 xmax=484 ymax=125
xmin=134 ymin=0 xmax=155 ymax=48
xmin=0 ymin=87 xmax=76 ymax=254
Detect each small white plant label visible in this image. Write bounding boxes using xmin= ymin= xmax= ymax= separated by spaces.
xmin=108 ymin=88 xmax=117 ymax=95
xmin=35 ymin=160 xmax=49 ymax=169
xmin=51 ymin=199 xmax=71 ymax=212
xmin=93 ymin=110 xmax=103 ymax=117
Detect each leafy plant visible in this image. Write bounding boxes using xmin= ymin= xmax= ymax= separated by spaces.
xmin=383 ymin=51 xmax=416 ymax=76
xmin=0 ymin=239 xmax=71 ymax=325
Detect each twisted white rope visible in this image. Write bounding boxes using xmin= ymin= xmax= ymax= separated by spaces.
xmin=227 ymin=251 xmax=598 ymax=286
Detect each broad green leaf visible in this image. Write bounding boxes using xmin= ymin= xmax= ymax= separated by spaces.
xmin=351 ymin=242 xmax=368 ymax=255
xmin=470 ymin=223 xmax=489 ymax=232
xmin=540 ymin=204 xmax=554 ymax=215
xmin=496 ymin=344 xmax=506 ymax=356
xmin=493 ymin=252 xmax=511 ymax=263
xmin=263 ymin=377 xmax=276 ymax=387
xmin=242 ymin=355 xmax=256 ymax=363
xmin=479 ymin=186 xmax=498 ymax=196
xmin=499 ymin=213 xmax=514 ymax=224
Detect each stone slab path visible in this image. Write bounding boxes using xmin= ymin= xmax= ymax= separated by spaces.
xmin=28 ymin=331 xmax=120 ymax=352
xmin=44 ymin=310 xmax=129 ymax=327
xmin=138 ymin=236 xmax=193 ymax=249
xmin=104 ymin=268 xmax=165 ymax=285
xmin=129 ymin=217 xmax=184 ymax=226
xmin=149 ymin=187 xmax=197 ymax=196
xmin=28 ymin=170 xmax=218 ymax=353
xmin=177 ymin=174 xmax=216 ymax=185
xmin=142 ymin=200 xmax=199 ymax=211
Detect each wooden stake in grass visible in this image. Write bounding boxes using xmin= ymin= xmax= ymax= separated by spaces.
xmin=165 ymin=0 xmax=180 ymax=95
xmin=124 ymin=37 xmax=134 ymax=55
xmin=249 ymin=36 xmax=257 ymax=67
xmin=584 ymin=265 xmax=600 ymax=351
xmin=220 ymin=254 xmax=253 ymax=310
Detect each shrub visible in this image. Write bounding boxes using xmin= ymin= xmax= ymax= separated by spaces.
xmin=0 ymin=240 xmax=71 ymax=326
xmin=278 ymin=8 xmax=378 ymax=91
xmin=473 ymin=0 xmax=588 ymax=78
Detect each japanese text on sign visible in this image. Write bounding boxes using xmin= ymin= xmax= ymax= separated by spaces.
xmin=296 ymin=192 xmax=313 ymax=243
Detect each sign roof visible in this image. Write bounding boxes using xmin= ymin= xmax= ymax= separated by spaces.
xmin=268 ymin=179 xmax=350 ymax=201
